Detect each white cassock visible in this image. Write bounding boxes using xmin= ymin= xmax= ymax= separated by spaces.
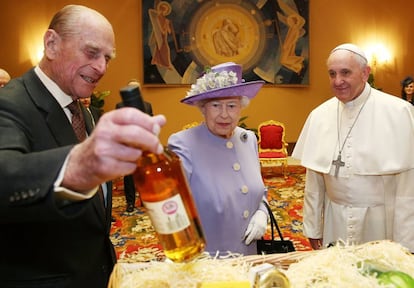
xmin=292 ymin=83 xmax=414 ymax=252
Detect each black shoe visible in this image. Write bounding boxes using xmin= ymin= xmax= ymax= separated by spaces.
xmin=126 ymin=203 xmax=134 ymax=213
xmin=111 ymin=216 xmax=116 ymax=222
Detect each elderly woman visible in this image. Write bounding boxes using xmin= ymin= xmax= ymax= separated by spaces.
xmin=168 ymin=62 xmax=268 ymax=256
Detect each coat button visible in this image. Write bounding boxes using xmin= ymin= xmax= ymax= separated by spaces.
xmin=28 ymin=189 xmax=36 ymax=197
xmin=226 ymin=141 xmax=233 ymax=149
xmin=241 ymin=185 xmax=249 ymax=194
xmin=21 ymin=191 xmax=28 ymax=199
xmin=14 ymin=192 xmax=21 ymax=201
xmin=243 ymin=210 xmax=250 ymax=218
xmin=233 ymin=163 xmax=240 ymax=171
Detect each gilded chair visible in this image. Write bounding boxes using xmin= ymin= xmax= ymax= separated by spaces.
xmin=257 ymin=120 xmax=288 ymax=178
xmin=182 ymin=121 xmax=200 ymax=130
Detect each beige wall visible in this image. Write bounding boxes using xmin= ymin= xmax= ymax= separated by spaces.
xmin=1 ymin=0 xmax=414 ymax=144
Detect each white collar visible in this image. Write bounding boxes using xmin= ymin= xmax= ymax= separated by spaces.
xmin=34 ymin=66 xmax=73 ymax=108
xmin=340 ymin=84 xmax=371 ymax=110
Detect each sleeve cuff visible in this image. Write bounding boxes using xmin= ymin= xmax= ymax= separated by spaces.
xmin=54 ymin=149 xmax=97 ymax=201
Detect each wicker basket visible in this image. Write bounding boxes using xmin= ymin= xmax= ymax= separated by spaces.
xmin=108 ymin=241 xmax=414 ymax=288
xmin=108 ymin=251 xmax=311 ymax=288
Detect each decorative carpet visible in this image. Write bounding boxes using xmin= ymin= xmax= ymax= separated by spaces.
xmin=110 ymin=165 xmax=311 ymax=263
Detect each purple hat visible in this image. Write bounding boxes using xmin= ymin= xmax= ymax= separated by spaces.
xmin=181 ymin=62 xmax=265 ymax=105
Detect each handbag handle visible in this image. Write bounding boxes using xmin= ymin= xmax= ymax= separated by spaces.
xmin=262 ymin=201 xmax=285 ymax=241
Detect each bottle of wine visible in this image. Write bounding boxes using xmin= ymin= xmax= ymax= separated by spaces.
xmin=120 ymin=85 xmax=206 ymax=262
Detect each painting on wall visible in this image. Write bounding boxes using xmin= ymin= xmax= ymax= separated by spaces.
xmin=142 ymin=0 xmax=309 ymax=86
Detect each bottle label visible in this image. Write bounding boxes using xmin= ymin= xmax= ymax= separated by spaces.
xmin=144 ymin=194 xmax=191 ymax=234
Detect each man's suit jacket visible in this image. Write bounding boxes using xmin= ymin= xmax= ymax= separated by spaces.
xmin=0 ymin=68 xmax=116 ymax=288
xmin=87 ymin=104 xmax=103 ymax=124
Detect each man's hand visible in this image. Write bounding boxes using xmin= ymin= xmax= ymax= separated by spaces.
xmin=309 ymin=238 xmax=323 ymax=250
xmin=244 ymin=209 xmax=268 ymax=245
xmin=62 ymin=108 xmax=166 ymax=192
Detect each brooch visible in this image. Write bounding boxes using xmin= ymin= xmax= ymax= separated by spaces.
xmin=240 ymin=132 xmax=248 ymax=142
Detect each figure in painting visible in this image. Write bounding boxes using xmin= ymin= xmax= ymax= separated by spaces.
xmin=212 ymin=18 xmax=242 ymax=57
xmin=149 ymin=1 xmax=174 ymax=69
xmin=276 ymin=0 xmax=306 ymax=74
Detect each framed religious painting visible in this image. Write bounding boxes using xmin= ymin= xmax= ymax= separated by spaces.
xmin=142 ymin=0 xmax=309 ymax=86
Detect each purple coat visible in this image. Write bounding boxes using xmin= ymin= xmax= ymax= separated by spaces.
xmin=168 ymin=124 xmax=267 ymax=255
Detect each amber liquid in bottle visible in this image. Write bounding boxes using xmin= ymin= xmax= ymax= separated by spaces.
xmin=133 ymin=149 xmax=206 ymax=262
xmin=119 ymin=85 xmax=205 ymax=262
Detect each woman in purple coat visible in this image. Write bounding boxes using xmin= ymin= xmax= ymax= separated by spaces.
xmin=168 ymin=62 xmax=268 ymax=256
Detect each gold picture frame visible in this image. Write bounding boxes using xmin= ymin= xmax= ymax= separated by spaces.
xmin=142 ymin=0 xmax=309 ymax=86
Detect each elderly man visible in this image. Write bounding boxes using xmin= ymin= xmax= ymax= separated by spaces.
xmin=0 ymin=5 xmax=165 ymax=288
xmin=0 ymin=68 xmax=10 ymax=87
xmin=292 ymin=43 xmax=414 ymax=252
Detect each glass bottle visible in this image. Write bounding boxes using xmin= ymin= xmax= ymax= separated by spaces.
xmin=120 ymin=85 xmax=206 ymax=262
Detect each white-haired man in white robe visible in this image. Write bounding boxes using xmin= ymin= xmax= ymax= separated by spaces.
xmin=292 ymin=43 xmax=414 ymax=252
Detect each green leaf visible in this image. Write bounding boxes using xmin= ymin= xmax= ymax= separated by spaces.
xmin=378 ymin=271 xmax=414 ymax=288
xmin=91 ymin=90 xmax=110 ymax=109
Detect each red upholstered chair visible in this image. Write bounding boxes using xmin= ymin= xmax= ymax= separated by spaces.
xmin=257 ymin=120 xmax=288 ymax=178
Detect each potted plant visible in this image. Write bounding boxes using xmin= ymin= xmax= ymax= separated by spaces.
xmin=91 ymin=90 xmax=110 ymax=116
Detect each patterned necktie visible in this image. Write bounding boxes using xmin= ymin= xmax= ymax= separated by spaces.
xmin=68 ymin=101 xmax=106 ymax=214
xmin=67 ymin=101 xmax=86 ymax=142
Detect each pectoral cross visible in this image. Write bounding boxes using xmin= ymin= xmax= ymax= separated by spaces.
xmin=332 ymin=153 xmax=345 ymax=177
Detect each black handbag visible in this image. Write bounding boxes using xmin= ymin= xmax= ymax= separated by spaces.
xmin=257 ymin=201 xmax=296 ymax=254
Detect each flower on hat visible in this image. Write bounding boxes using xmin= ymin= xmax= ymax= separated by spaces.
xmin=186 ymin=67 xmax=239 ymax=97
xmin=180 ymin=62 xmax=264 ymax=105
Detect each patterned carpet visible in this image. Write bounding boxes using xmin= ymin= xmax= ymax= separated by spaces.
xmin=110 ymin=165 xmax=311 ymax=263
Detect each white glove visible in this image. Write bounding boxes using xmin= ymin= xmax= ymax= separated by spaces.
xmin=244 ymin=209 xmax=268 ymax=245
